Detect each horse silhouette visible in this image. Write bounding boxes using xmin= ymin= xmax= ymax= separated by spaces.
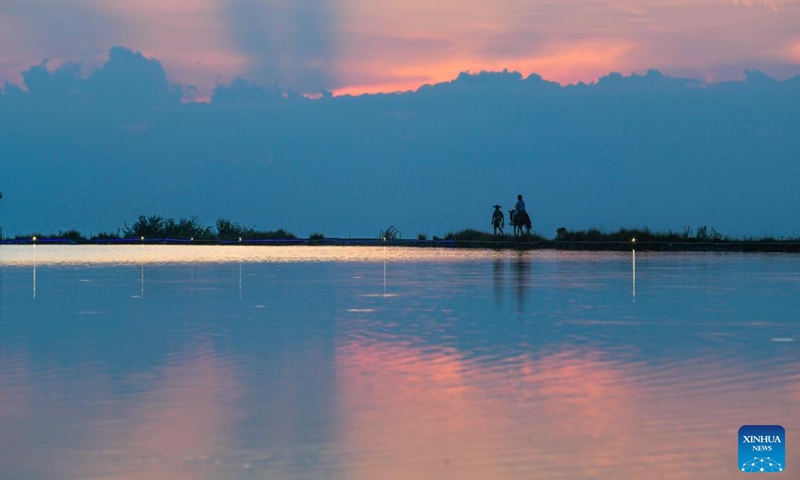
xmin=509 ymin=210 xmax=531 ymax=236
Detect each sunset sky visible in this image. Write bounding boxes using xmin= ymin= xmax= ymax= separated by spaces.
xmin=2 ymin=0 xmax=799 ymax=97
xmin=1 ymin=0 xmax=799 ymax=238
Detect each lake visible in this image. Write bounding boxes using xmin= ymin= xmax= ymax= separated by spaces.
xmin=1 ymin=245 xmax=798 ymax=479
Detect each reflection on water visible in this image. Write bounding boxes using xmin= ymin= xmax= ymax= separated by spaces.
xmin=632 ymin=249 xmax=636 ymax=301
xmin=1 ymin=246 xmax=799 ymax=479
xmin=32 ymin=244 xmax=37 ymax=299
xmin=512 ymin=251 xmax=530 ymax=312
xmin=335 ymin=342 xmax=799 ymax=480
xmin=493 ymin=253 xmax=504 ymax=306
xmin=0 ymin=244 xmax=518 ymax=267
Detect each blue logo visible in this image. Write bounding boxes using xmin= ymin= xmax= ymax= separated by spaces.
xmin=739 ymin=425 xmax=785 ymax=473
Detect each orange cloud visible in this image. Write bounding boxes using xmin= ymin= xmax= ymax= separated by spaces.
xmin=2 ymin=0 xmax=799 ymax=98
xmin=331 ymin=0 xmax=640 ymax=93
xmin=729 ymin=0 xmax=799 ymax=11
xmin=331 ymin=0 xmax=799 ymax=95
xmin=516 ymin=39 xmax=638 ymax=85
xmin=791 ymin=39 xmax=800 ymax=61
xmin=333 ymin=38 xmax=636 ymax=96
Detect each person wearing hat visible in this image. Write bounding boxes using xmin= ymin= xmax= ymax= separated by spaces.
xmin=491 ymin=205 xmax=505 ymax=235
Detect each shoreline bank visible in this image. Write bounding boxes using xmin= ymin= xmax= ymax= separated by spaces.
xmin=3 ymin=237 xmax=800 ymax=253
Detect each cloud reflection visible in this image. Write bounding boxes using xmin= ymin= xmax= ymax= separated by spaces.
xmin=335 ymin=340 xmax=800 ymax=479
xmin=0 ymin=341 xmax=241 ymax=480
xmin=92 ymin=343 xmax=240 ymax=480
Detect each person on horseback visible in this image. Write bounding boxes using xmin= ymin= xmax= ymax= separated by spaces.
xmin=491 ymin=205 xmax=505 ymax=235
xmin=515 ymin=194 xmax=526 ymax=214
xmin=510 ymin=194 xmax=531 ymax=235
xmin=510 ymin=194 xmax=525 ymax=223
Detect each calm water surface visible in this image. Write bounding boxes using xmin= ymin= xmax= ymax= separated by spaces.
xmin=1 ymin=245 xmax=799 ymax=479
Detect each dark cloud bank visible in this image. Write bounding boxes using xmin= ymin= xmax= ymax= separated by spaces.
xmin=1 ymin=47 xmax=799 ymax=238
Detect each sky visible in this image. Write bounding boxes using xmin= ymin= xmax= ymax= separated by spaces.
xmin=1 ymin=0 xmax=799 ymax=97
xmin=0 ymin=1 xmax=799 ymax=239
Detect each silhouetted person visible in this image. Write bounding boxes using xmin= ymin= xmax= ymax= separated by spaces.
xmin=491 ymin=205 xmax=505 ymax=235
xmin=510 ymin=194 xmax=525 ymax=223
xmin=515 ymin=194 xmax=526 ymax=214
xmin=510 ymin=194 xmax=531 ymax=235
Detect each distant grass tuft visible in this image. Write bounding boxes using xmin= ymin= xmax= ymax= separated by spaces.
xmin=555 ymin=226 xmax=730 ymax=243
xmin=380 ymin=226 xmax=401 ymax=241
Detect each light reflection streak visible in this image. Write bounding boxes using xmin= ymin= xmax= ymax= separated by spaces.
xmin=138 ymin=243 xmax=145 ymax=299
xmin=493 ymin=253 xmax=504 ymax=306
xmin=632 ymin=248 xmax=636 ymax=301
xmin=513 ymin=252 xmax=529 ymax=312
xmin=383 ymin=246 xmax=387 ymax=298
xmin=32 ymin=244 xmax=37 ymax=299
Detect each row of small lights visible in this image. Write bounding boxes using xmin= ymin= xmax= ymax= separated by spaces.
xmin=136 ymin=237 xmax=242 ymax=242
xmin=138 ymin=237 xmax=242 ymax=242
xmin=31 ymin=236 xmax=245 ymax=242
xmin=137 ymin=237 xmax=243 ymax=242
xmin=29 ymin=235 xmax=637 ymax=243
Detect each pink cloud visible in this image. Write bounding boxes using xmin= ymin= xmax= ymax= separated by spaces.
xmin=791 ymin=39 xmax=800 ymax=62
xmin=513 ymin=39 xmax=638 ymax=84
xmin=1 ymin=0 xmax=799 ymax=97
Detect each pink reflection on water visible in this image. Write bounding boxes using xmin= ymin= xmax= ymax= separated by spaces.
xmin=89 ymin=343 xmax=240 ymax=480
xmin=335 ymin=340 xmax=800 ymax=479
xmin=0 ymin=350 xmax=34 ymax=449
xmin=0 ymin=342 xmax=241 ymax=480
